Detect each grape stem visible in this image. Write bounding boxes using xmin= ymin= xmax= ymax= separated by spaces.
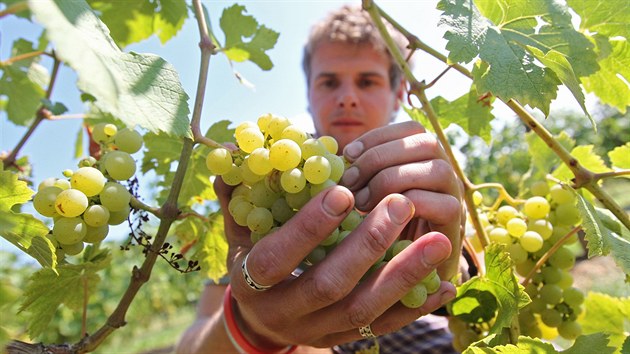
xmin=129 ymin=196 xmax=161 ymax=218
xmin=71 ymin=1 xmax=214 ymax=351
xmin=0 ymin=0 xmax=28 ymax=18
xmin=521 ymin=225 xmax=582 ymax=288
xmin=0 ymin=50 xmax=51 ymax=67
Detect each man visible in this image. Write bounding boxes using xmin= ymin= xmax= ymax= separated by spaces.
xmin=177 ymin=5 xmax=463 ymax=353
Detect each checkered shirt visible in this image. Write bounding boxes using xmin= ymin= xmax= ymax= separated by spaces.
xmin=333 ymin=315 xmax=458 ymax=354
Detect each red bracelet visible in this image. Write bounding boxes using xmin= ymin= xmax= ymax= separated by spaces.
xmin=223 ymin=285 xmax=297 ymax=354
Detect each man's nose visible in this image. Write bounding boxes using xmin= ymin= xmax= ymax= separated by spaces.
xmin=337 ymin=84 xmax=358 ymax=108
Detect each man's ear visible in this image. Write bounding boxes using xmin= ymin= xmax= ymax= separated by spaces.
xmin=393 ymin=79 xmax=406 ymax=111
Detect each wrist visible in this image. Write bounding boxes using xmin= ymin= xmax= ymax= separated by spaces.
xmin=223 ymin=285 xmax=297 ymax=354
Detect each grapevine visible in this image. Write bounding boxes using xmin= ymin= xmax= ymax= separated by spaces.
xmin=0 ymin=0 xmax=629 ymax=353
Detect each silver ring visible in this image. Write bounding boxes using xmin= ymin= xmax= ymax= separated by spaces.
xmin=241 ymin=253 xmax=272 ymax=291
xmin=359 ymin=324 xmax=376 ymax=339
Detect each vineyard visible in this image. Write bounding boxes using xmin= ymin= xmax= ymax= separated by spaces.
xmin=1 ymin=0 xmax=629 ymax=353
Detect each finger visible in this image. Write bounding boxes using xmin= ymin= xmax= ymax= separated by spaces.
xmin=317 ymin=281 xmax=456 ymax=347
xmin=342 ymin=132 xmax=446 ymax=193
xmin=214 ymin=177 xmax=252 ymax=268
xmin=342 ymin=120 xmax=426 ymax=163
xmin=306 ymin=232 xmax=452 ymax=336
xmin=235 ymin=186 xmax=354 ymax=295
xmin=352 ymin=159 xmax=460 ymax=211
xmin=282 ymin=194 xmax=415 ymax=317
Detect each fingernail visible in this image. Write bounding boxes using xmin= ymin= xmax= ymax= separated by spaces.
xmin=341 ymin=166 xmax=359 ymax=188
xmin=355 ymin=187 xmax=369 ymax=209
xmin=388 ymin=196 xmax=413 ymax=225
xmin=322 ymin=187 xmax=352 ymax=216
xmin=422 ymin=241 xmax=449 ymax=267
xmin=344 ymin=141 xmax=363 ymax=161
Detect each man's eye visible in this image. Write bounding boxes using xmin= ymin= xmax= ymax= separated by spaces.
xmin=322 ymin=79 xmax=338 ymax=88
xmin=358 ymin=79 xmax=375 ymax=88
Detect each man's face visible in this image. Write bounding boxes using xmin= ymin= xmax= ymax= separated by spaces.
xmin=307 ymin=41 xmax=403 ymax=152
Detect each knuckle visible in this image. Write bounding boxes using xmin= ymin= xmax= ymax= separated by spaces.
xmin=346 ymin=300 xmax=374 ymax=328
xmin=250 ymin=251 xmax=282 ymax=282
xmin=431 ymin=159 xmax=454 ymax=179
xmin=397 ymin=265 xmax=422 ymax=291
xmin=362 ymin=225 xmax=392 ymax=255
xmin=305 ymin=275 xmax=346 ymax=304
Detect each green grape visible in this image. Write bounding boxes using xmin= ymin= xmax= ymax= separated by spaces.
xmin=222 ymin=164 xmax=244 ymax=186
xmin=280 ymin=125 xmax=308 ymax=145
xmin=229 ymin=197 xmax=254 ymax=227
xmin=59 ymin=241 xmax=85 ymax=256
xmin=496 ymin=205 xmax=518 ymax=225
xmin=92 ymin=123 xmax=117 ymax=143
xmin=54 ymin=179 xmax=71 ymax=190
xmin=557 ymin=320 xmax=581 ymax=340
xmin=82 ymin=204 xmax=110 ymax=227
xmin=515 ymin=258 xmax=536 ymax=277
xmin=520 ymin=230 xmax=544 ymax=252
xmin=83 ymin=224 xmax=109 ymax=243
xmin=554 ymin=203 xmax=581 ymax=226
xmin=280 ymin=168 xmax=306 ymax=193
xmin=70 ymin=166 xmax=106 ymax=197
xmin=530 ymin=181 xmax=550 ymax=197
xmin=341 ymin=209 xmax=362 ymax=231
xmin=539 ymin=284 xmax=563 ymax=305
xmin=540 ymin=308 xmax=563 ymax=327
xmin=78 ymin=156 xmax=97 ymax=168
xmin=269 ymin=139 xmax=301 ymax=171
xmin=301 ymin=138 xmax=327 ymax=160
xmin=305 ymin=246 xmax=327 ymax=265
xmin=113 ymin=128 xmax=143 ymax=154
xmin=309 ymin=179 xmax=336 ymax=197
xmin=99 ymin=182 xmax=131 ymax=212
xmin=256 ymin=114 xmax=272 ymax=133
xmin=472 ymin=191 xmax=483 ymax=206
xmin=104 ymin=150 xmax=136 ymax=181
xmin=562 ymin=287 xmax=584 ymax=307
xmin=62 ymin=169 xmax=73 ymax=178
xmin=506 ymin=217 xmax=527 ymax=237
xmin=249 ymin=181 xmax=280 ymax=208
xmin=541 ymin=266 xmax=563 ymax=284
xmin=549 ymin=246 xmax=575 ymax=270
xmin=336 ymin=230 xmax=351 ymax=245
xmin=489 ymin=227 xmax=511 ymax=245
xmin=285 ymin=187 xmax=311 ymax=210
xmin=447 ymin=316 xmax=469 ymax=334
xmin=271 ymin=197 xmax=296 ymax=223
xmin=523 ymin=196 xmax=550 ymax=219
xmin=325 ymin=154 xmax=345 ymax=183
xmin=557 ymin=271 xmax=574 ymax=289
xmin=108 ymin=205 xmax=131 ymax=225
xmin=55 ymin=189 xmax=89 ymax=217
xmin=231 ymin=184 xmax=251 ymax=199
xmin=421 ymin=269 xmax=441 ymax=294
xmin=391 ymin=239 xmax=412 ymax=257
xmin=320 ymin=228 xmax=340 ymax=246
xmin=303 ymin=155 xmax=332 ymax=184
xmin=236 ymin=127 xmax=265 ymax=153
xmin=508 ymin=243 xmax=529 ymax=264
xmin=550 ymin=184 xmax=575 ymax=205
xmin=530 ymin=297 xmax=547 ymax=313
xmin=528 ymin=219 xmax=553 ymax=240
xmin=245 ymin=148 xmax=271 ymax=176
xmin=266 ymin=116 xmax=291 ymax=139
xmin=246 ymin=207 xmax=274 ymax=234
xmin=53 ymin=217 xmax=87 ymax=244
xmin=33 ymin=186 xmax=63 ymax=217
xmin=401 ymin=283 xmax=428 ymax=308
xmin=206 ymin=148 xmax=234 ymax=175
xmin=317 ymin=136 xmax=338 ymax=154
xmin=38 ymin=177 xmax=58 ymax=191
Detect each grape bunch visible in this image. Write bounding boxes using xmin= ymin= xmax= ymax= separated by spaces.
xmin=31 ymin=123 xmax=143 ymax=258
xmin=206 ymin=114 xmax=440 ymax=308
xmin=463 ymin=181 xmax=584 ymax=345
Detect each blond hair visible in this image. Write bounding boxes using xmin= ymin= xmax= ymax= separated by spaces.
xmin=302 ymin=4 xmax=410 ymax=91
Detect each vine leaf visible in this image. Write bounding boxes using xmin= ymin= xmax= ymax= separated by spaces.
xmin=437 ymin=0 xmax=598 ymax=117
xmin=0 ymin=170 xmax=55 ymax=269
xmin=467 ymin=333 xmax=615 ymax=353
xmin=219 ymin=4 xmax=280 ymax=71
xmin=0 ymin=39 xmax=48 ymax=126
xmin=192 ymin=212 xmax=228 ymax=283
xmin=18 ymin=252 xmax=111 ymax=338
xmin=578 ymin=292 xmax=630 ymax=351
xmin=609 ymin=142 xmax=630 ymax=171
xmin=552 ymin=145 xmax=611 ymax=183
xmin=28 ymin=0 xmax=192 ymax=138
xmin=525 ymin=130 xmax=575 ymax=181
xmin=86 ymin=0 xmax=188 ymax=48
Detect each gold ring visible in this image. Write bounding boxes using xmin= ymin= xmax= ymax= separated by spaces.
xmin=241 ymin=253 xmax=272 ymax=291
xmin=359 ymin=324 xmax=376 ymax=339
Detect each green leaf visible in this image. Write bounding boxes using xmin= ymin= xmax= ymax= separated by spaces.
xmin=526 ymin=46 xmax=593 ymax=127
xmin=609 ymin=142 xmax=630 ymax=170
xmin=0 ymin=61 xmax=48 ymax=126
xmin=581 ymin=38 xmax=630 ymax=114
xmin=568 ymin=0 xmax=630 ymax=39
xmin=429 ymin=85 xmax=495 ymax=143
xmin=577 ymin=293 xmax=629 ymax=352
xmin=0 ymin=171 xmax=55 ymax=268
xmin=18 ymin=255 xmax=110 ymax=338
xmin=525 ymin=130 xmax=575 ymax=180
xmin=219 ymin=4 xmax=279 ymax=71
xmin=28 ymin=0 xmax=192 ymax=137
xmin=87 ymin=0 xmax=188 ymax=48
xmin=74 ymin=123 xmax=84 ymax=159
xmin=467 ymin=336 xmax=557 ymax=353
xmin=552 ymin=145 xmax=611 ymax=182
xmin=438 ymin=0 xmax=598 ymax=116
xmin=193 ymin=212 xmax=228 ymax=283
